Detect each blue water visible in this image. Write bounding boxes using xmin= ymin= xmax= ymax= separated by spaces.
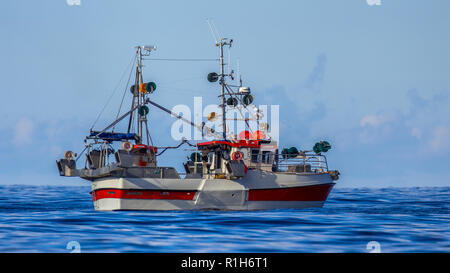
xmin=0 ymin=185 xmax=448 ymax=253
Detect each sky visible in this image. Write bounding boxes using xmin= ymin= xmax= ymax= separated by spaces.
xmin=0 ymin=0 xmax=449 ymax=187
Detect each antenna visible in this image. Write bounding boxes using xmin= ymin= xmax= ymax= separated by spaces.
xmin=210 ymin=20 xmax=222 ymax=42
xmin=206 ymin=18 xmax=219 ymax=44
xmin=237 ymin=59 xmax=242 ymax=86
xmin=227 ymin=46 xmax=231 ymax=75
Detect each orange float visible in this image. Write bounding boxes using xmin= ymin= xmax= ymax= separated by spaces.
xmin=238 ymin=130 xmax=251 ymax=140
xmin=252 ymin=130 xmax=266 ymax=140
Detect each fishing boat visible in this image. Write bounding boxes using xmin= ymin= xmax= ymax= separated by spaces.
xmin=56 ymin=38 xmax=340 ymax=211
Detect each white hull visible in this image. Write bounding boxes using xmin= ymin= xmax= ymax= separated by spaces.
xmin=94 ymin=198 xmax=325 ymax=211
xmin=91 ymin=170 xmax=335 ymax=211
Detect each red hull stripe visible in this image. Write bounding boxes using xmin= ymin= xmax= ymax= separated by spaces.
xmin=248 ymin=183 xmax=334 ymax=202
xmin=92 ymin=189 xmax=196 ymax=201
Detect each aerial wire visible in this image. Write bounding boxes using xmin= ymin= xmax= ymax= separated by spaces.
xmin=90 ymin=52 xmax=137 ymax=130
xmin=112 ymin=52 xmax=137 ymax=132
xmin=144 ymin=58 xmax=218 ymax=62
xmin=207 ymin=18 xmax=219 ymax=44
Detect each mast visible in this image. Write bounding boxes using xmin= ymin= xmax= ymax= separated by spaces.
xmin=219 ymin=40 xmax=226 ymax=139
xmin=137 ymin=46 xmax=144 ymax=143
xmin=127 ymin=45 xmax=157 ymax=144
xmin=217 ymin=38 xmax=232 ymax=140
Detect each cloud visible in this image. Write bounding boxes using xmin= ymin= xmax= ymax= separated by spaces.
xmin=13 ymin=118 xmax=34 ymax=145
xmin=411 ymin=127 xmax=422 ymax=139
xmin=401 ymin=90 xmax=450 ymax=154
xmin=429 ymin=125 xmax=450 ymax=152
xmin=406 ymin=89 xmax=429 ymax=109
xmin=360 ymin=113 xmax=394 ymax=127
xmin=304 ymin=54 xmax=327 ymax=90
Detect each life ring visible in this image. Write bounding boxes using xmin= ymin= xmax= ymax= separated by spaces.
xmin=122 ymin=142 xmax=133 ymax=152
xmin=231 ymin=151 xmax=243 ymax=161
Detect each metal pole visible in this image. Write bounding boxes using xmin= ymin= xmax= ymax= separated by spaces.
xmin=137 ymin=47 xmax=143 ymax=143
xmin=146 ymin=98 xmax=221 ymax=139
xmin=219 ymin=40 xmax=226 ymax=139
xmin=90 ymin=103 xmax=142 ymax=137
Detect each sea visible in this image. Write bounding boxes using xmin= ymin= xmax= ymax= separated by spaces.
xmin=0 ymin=185 xmax=448 ymax=253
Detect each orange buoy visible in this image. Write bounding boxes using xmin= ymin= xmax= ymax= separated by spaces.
xmin=252 ymin=130 xmax=266 ymax=140
xmin=139 ymin=83 xmax=147 ymax=93
xmin=238 ymin=130 xmax=251 ymax=140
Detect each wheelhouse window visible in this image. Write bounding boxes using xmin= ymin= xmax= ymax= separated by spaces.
xmin=261 ymin=151 xmax=272 ymax=164
xmin=208 ymin=152 xmax=214 ymax=166
xmin=251 ymin=149 xmax=260 ymax=163
xmin=215 ymin=151 xmax=222 ymax=169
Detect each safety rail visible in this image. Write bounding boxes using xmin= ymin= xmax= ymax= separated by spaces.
xmin=178 ymin=153 xmax=329 ymax=178
xmin=276 ymin=153 xmax=328 ymax=173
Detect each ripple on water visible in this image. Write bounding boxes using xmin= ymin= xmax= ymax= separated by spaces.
xmin=0 ymin=185 xmax=448 ymax=252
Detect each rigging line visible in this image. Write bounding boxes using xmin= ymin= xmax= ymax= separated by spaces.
xmin=146 ymin=98 xmax=220 ymax=139
xmin=156 ymin=75 xmax=205 ymax=86
xmin=210 ymin=19 xmax=222 ymax=42
xmin=112 ymin=53 xmax=137 ymax=132
xmin=75 ymin=146 xmax=88 ymax=163
xmin=206 ymin=18 xmax=218 ymax=44
xmin=145 ymin=121 xmax=150 ymax=146
xmin=130 ymin=110 xmax=135 ymax=133
xmin=155 ymin=139 xmax=193 ymax=157
xmin=143 ymin=58 xmax=218 ymax=62
xmin=144 ymin=120 xmax=154 ymax=147
xmin=148 ymin=121 xmax=154 ymax=146
xmin=90 ymin=53 xmax=137 ymax=130
xmin=130 ymin=104 xmax=136 ymax=134
xmin=149 ymin=127 xmax=154 ymax=147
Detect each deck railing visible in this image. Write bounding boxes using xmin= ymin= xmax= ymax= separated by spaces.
xmin=179 ymin=153 xmax=329 ymax=178
xmin=276 ymin=153 xmax=328 ymax=173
